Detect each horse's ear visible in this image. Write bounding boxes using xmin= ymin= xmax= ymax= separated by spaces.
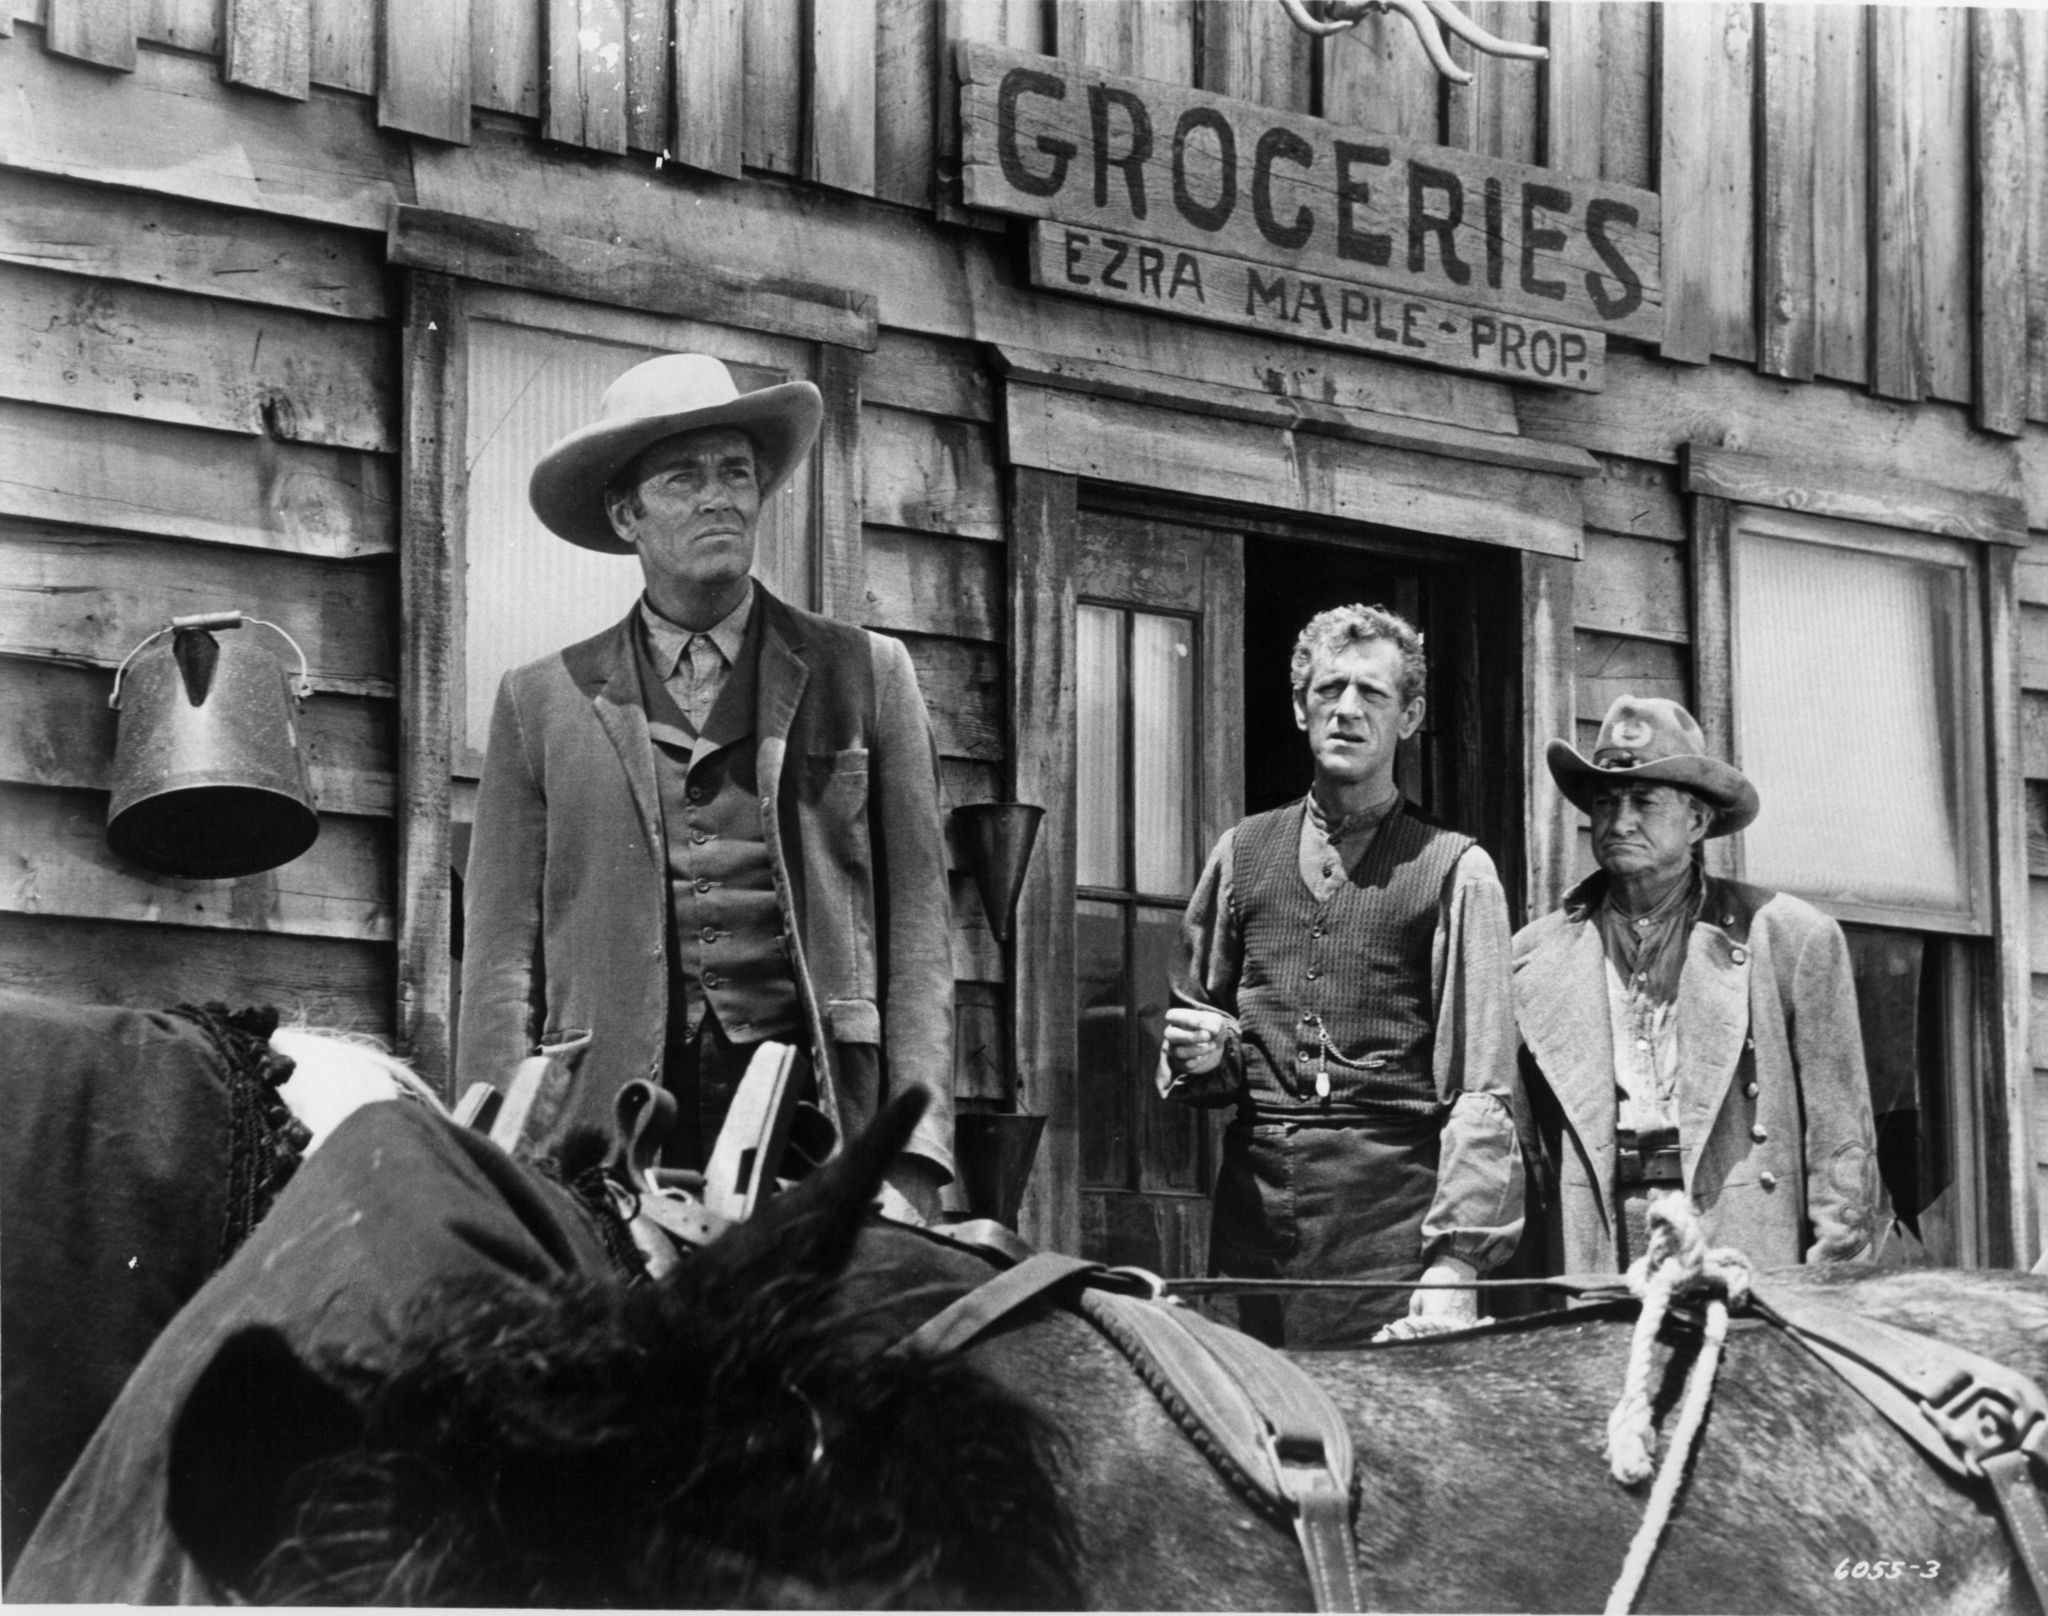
xmin=700 ymin=1087 xmax=928 ymax=1289
xmin=166 ymin=1326 xmax=364 ymax=1593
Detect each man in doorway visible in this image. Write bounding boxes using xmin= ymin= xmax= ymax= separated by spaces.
xmin=1513 ymin=696 xmax=1880 ymax=1273
xmin=458 ymin=354 xmax=954 ymax=1221
xmin=1158 ymin=605 xmax=1525 ymax=1347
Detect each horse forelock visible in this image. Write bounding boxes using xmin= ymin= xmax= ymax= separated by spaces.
xmin=233 ymin=1245 xmax=1080 ymax=1609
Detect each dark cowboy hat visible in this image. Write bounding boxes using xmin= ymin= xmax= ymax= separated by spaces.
xmin=1546 ymin=695 xmax=1759 ymax=837
xmin=528 ymin=354 xmax=823 ymax=553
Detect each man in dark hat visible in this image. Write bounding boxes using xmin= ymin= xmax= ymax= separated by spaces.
xmin=1513 ymin=696 xmax=1881 ymax=1273
xmin=1158 ymin=605 xmax=1525 ymax=1347
xmin=458 ymin=355 xmax=954 ymax=1220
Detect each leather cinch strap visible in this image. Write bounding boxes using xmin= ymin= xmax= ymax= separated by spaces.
xmin=1754 ymin=1285 xmax=2048 ymax=1611
xmin=892 ymin=1254 xmax=1364 ymax=1613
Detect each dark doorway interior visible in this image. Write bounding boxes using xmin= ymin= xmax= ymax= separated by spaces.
xmin=1241 ymin=533 xmax=1521 ymax=905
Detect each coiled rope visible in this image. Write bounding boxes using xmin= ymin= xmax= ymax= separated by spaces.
xmin=1603 ymin=1191 xmax=1752 ymax=1616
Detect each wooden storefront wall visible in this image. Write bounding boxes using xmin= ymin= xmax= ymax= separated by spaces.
xmin=2 ymin=0 xmax=2043 ymax=1261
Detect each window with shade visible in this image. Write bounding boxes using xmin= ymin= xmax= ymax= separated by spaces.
xmin=1731 ymin=511 xmax=1987 ymax=933
xmin=1074 ymin=603 xmax=1209 ymax=1197
xmin=1730 ymin=508 xmax=1990 ymax=1261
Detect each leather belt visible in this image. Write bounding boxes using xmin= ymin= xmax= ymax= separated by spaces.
xmin=1615 ymin=1131 xmax=1682 ymax=1186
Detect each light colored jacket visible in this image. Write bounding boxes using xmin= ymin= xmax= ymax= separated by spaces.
xmin=457 ymin=584 xmax=955 ymax=1178
xmin=1513 ymin=871 xmax=1879 ymax=1275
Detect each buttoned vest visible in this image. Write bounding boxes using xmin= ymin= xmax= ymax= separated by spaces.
xmin=635 ymin=622 xmax=800 ymax=1048
xmin=1230 ymin=800 xmax=1470 ymax=1119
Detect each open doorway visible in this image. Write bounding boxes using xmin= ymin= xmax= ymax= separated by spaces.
xmin=1241 ymin=532 xmax=1522 ymax=897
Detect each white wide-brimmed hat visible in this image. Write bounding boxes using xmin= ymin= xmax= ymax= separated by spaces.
xmin=528 ymin=354 xmax=823 ymax=553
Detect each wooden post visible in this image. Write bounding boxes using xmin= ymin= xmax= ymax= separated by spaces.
xmin=1519 ymin=551 xmax=1577 ymax=919
xmin=396 ymin=273 xmax=463 ymax=1091
xmin=813 ymin=343 xmax=864 ymax=621
xmin=1986 ymin=546 xmax=2042 ymax=1267
xmin=1009 ymin=467 xmax=1080 ymax=1256
xmin=1684 ymin=474 xmax=1740 ymax=883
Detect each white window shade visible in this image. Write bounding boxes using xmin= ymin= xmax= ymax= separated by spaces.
xmin=1733 ymin=515 xmax=1984 ymax=930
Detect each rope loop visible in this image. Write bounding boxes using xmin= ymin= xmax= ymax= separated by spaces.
xmin=1602 ymin=1192 xmax=1753 ymax=1614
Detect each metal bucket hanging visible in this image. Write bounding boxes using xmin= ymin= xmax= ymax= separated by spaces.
xmin=106 ymin=611 xmax=319 ymax=879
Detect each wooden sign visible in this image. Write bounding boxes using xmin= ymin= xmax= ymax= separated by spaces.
xmin=960 ymin=42 xmax=1662 ymax=348
xmin=1029 ymin=223 xmax=1604 ymax=391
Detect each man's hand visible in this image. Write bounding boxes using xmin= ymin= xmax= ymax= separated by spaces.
xmin=877 ymin=1155 xmax=946 ymax=1227
xmin=1371 ymin=1257 xmax=1480 ymax=1341
xmin=1162 ymin=1007 xmax=1233 ymax=1075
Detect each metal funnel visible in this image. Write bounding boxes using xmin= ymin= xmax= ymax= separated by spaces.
xmin=953 ymin=1111 xmax=1047 ymax=1229
xmin=950 ymin=802 xmax=1044 ymax=943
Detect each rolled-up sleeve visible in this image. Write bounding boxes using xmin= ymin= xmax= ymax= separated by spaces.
xmin=1155 ymin=828 xmax=1247 ymax=1107
xmin=1420 ymin=846 xmax=1527 ymax=1273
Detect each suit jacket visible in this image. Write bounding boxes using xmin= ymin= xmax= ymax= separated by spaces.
xmin=457 ymin=584 xmax=955 ymax=1179
xmin=1512 ymin=871 xmax=1879 ymax=1275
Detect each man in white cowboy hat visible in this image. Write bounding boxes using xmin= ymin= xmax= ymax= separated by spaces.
xmin=1157 ymin=605 xmax=1525 ymax=1348
xmin=1512 ymin=696 xmax=1881 ymax=1275
xmin=458 ymin=355 xmax=954 ymax=1220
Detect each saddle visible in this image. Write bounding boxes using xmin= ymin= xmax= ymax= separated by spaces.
xmin=890 ymin=1248 xmax=1364 ymax=1613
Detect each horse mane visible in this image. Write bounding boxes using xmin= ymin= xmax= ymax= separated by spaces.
xmin=228 ymin=1242 xmax=1080 ymax=1608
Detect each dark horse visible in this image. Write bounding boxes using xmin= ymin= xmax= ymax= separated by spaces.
xmin=11 ymin=1072 xmax=2048 ymax=1609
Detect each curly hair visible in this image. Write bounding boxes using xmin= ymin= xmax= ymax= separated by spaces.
xmin=1288 ymin=604 xmax=1426 ymax=707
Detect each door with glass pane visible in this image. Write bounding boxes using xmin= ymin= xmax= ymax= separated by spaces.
xmin=1073 ymin=513 xmax=1242 ymax=1274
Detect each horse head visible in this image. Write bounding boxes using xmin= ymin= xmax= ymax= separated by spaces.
xmin=165 ymin=1089 xmax=1079 ymax=1608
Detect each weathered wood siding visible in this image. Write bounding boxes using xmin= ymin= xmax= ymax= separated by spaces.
xmin=4 ymin=0 xmax=2043 ymax=1251
xmin=0 ymin=139 xmax=398 ymax=1035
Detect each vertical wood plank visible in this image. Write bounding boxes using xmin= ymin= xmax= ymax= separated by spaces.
xmin=472 ymin=0 xmax=543 ymax=117
xmin=224 ymin=0 xmax=308 ymax=98
xmin=1658 ymin=2 xmax=1755 ymax=366
xmin=1811 ymin=4 xmax=1870 ymax=386
xmin=1976 ymin=8 xmax=2030 ymax=438
xmin=1873 ymin=6 xmax=1971 ymax=405
xmin=1444 ymin=1 xmax=1538 ymax=165
xmin=398 ymin=273 xmax=462 ymax=1090
xmin=875 ymin=0 xmax=936 ymax=206
xmin=1542 ymin=0 xmax=1602 ymax=179
xmin=1054 ymin=0 xmax=1121 ymax=70
xmin=1196 ymin=0 xmax=1313 ymax=112
xmin=674 ymin=0 xmax=743 ymax=177
xmin=1596 ymin=3 xmax=1656 ymax=190
xmin=1011 ymin=468 xmax=1080 ymax=1257
xmin=1987 ymin=546 xmax=2042 ymax=1267
xmin=814 ymin=344 xmax=864 ymax=621
xmin=807 ymin=0 xmax=877 ymax=194
xmin=1521 ymin=550 xmax=1577 ymax=918
xmin=625 ymin=0 xmax=673 ymax=153
xmin=1758 ymin=3 xmax=1818 ymax=381
xmin=937 ymin=0 xmax=1046 ymax=224
xmin=46 ymin=0 xmax=136 ymax=69
xmin=1319 ymin=9 xmax=1440 ymax=143
xmin=546 ymin=0 xmax=629 ymax=154
xmin=309 ymin=0 xmax=374 ymax=91
xmin=380 ymin=0 xmax=472 ymax=146
xmin=2028 ymin=9 xmax=2048 ymax=426
xmin=744 ymin=0 xmax=802 ymax=173
xmin=1686 ymin=487 xmax=1740 ymax=882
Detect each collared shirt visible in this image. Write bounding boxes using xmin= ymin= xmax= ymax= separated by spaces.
xmin=1299 ymin=788 xmax=1402 ymax=900
xmin=1594 ymin=867 xmax=1703 ymax=1136
xmin=637 ymin=583 xmax=754 ymax=733
xmin=1160 ymin=801 xmax=1525 ymax=1275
